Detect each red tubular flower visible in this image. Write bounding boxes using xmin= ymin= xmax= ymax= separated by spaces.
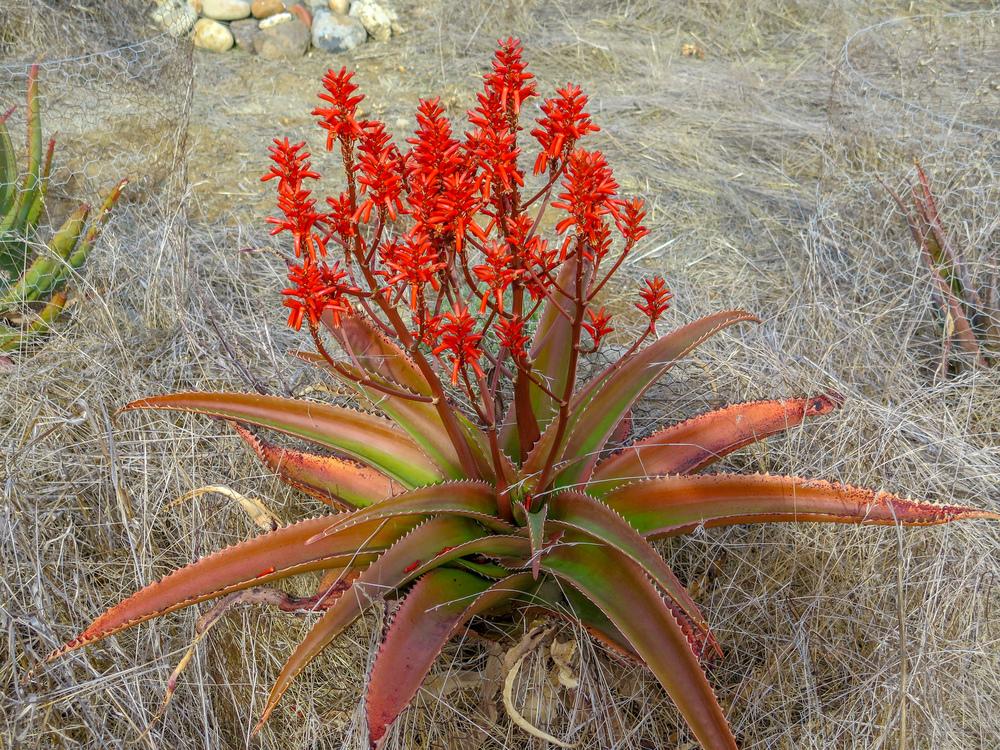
xmin=465 ymin=124 xmax=522 ymax=199
xmin=471 ymin=37 xmax=536 ymax=127
xmin=314 ymin=67 xmax=365 ymax=150
xmin=583 ymin=306 xmax=613 ymax=349
xmin=496 ymin=314 xmax=530 ymax=362
xmin=615 ymin=197 xmax=650 ymax=243
xmin=531 ymin=84 xmax=600 ymax=174
xmin=355 ymin=120 xmax=404 ymax=222
xmin=552 ymin=149 xmax=619 ymax=249
xmin=262 ymin=138 xmax=326 ymax=262
xmin=465 ymin=38 xmax=535 ymax=199
xmin=282 ymin=260 xmax=354 ymax=330
xmin=472 ymin=241 xmax=520 ymax=312
xmin=505 ymin=214 xmax=557 ymax=299
xmin=429 ymin=170 xmax=487 ymax=251
xmin=636 ymin=275 xmax=672 ymax=329
xmin=433 ymin=305 xmax=485 ymax=384
xmin=380 ymin=232 xmax=446 ymax=309
xmin=325 ymin=192 xmax=358 ymax=249
xmin=405 ymin=98 xmax=464 ymax=227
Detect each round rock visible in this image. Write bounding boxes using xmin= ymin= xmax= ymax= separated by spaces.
xmin=259 ymin=10 xmax=293 ymax=28
xmin=192 ymin=17 xmax=235 ymax=51
xmin=251 ymin=0 xmax=285 ymax=18
xmin=254 ymin=16 xmax=311 ymax=59
xmin=230 ymin=17 xmax=262 ymax=51
xmin=348 ymin=0 xmax=395 ymax=42
xmin=312 ymin=9 xmax=366 ymax=53
xmin=202 ymin=0 xmax=252 ymax=20
xmin=328 ymin=0 xmax=350 ymax=13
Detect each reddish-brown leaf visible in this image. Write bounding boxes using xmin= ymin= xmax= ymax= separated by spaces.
xmin=541 ymin=536 xmax=738 ymax=750
xmin=48 ymin=515 xmax=419 ymax=660
xmin=589 ymin=394 xmax=843 ymax=495
xmin=604 ymin=473 xmax=1000 ymax=539
xmin=122 ymin=391 xmax=442 ymax=487
xmin=232 ymin=423 xmax=401 ymax=509
xmin=366 ymin=570 xmax=535 ymax=746
xmin=255 ymin=517 xmax=488 ymax=731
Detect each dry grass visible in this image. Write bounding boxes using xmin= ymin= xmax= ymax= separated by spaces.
xmin=2 ymin=1 xmax=998 ymax=748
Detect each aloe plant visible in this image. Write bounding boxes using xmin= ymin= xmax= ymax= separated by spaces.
xmin=0 ymin=64 xmax=125 ymax=352
xmin=48 ymin=42 xmax=998 ymax=749
xmin=883 ymin=161 xmax=998 ymax=375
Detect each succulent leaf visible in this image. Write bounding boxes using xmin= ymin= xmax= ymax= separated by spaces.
xmin=604 ymin=473 xmax=1000 ymax=539
xmin=541 ymin=535 xmax=738 ymax=750
xmin=589 ymin=394 xmax=843 ymax=495
xmin=545 ymin=490 xmax=715 ymax=651
xmin=48 ymin=515 xmax=421 ymax=660
xmin=329 ymin=359 xmax=467 ymax=478
xmin=256 ymin=516 xmax=487 ymax=729
xmin=231 ymin=422 xmax=401 ymax=509
xmin=523 ymin=310 xmax=759 ymax=487
xmin=366 ymin=570 xmax=535 ymax=745
xmin=311 ymin=480 xmax=512 ymax=542
xmin=122 ymin=391 xmax=444 ymax=488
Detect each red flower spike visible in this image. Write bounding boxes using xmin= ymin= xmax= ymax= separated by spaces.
xmin=428 ymin=170 xmax=487 ymax=251
xmin=470 ymin=37 xmax=536 ymax=128
xmin=497 ymin=315 xmax=530 ymax=362
xmin=473 ymin=241 xmax=520 ymax=312
xmin=282 ymin=260 xmax=354 ymax=331
xmin=380 ymin=233 xmax=446 ymax=309
xmin=465 ymin=125 xmax=522 ymax=199
xmin=263 ymin=138 xmax=326 ymax=262
xmin=314 ymin=67 xmax=365 ymax=150
xmin=506 ymin=214 xmax=558 ymax=299
xmin=355 ymin=120 xmax=405 ymax=222
xmin=637 ymin=276 xmax=673 ymax=329
xmin=616 ymin=197 xmax=650 ymax=243
xmin=411 ymin=308 xmax=443 ymax=347
xmin=531 ymin=84 xmax=600 ymax=174
xmin=552 ymin=149 xmax=619 ymax=247
xmin=432 ymin=306 xmax=486 ymax=384
xmin=325 ymin=192 xmax=358 ymax=249
xmin=583 ymin=306 xmax=614 ymax=349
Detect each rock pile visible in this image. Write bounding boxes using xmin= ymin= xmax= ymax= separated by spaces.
xmin=151 ymin=0 xmax=401 ymax=58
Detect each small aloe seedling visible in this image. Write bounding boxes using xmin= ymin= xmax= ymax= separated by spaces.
xmin=0 ymin=64 xmax=125 ymax=352
xmin=883 ymin=161 xmax=998 ymax=375
xmin=49 ymin=42 xmax=998 ymax=749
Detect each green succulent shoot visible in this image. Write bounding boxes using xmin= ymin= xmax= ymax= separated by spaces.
xmin=0 ymin=63 xmax=125 ymax=352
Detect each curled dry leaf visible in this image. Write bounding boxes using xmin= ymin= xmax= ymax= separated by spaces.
xmin=171 ymin=484 xmax=282 ymax=532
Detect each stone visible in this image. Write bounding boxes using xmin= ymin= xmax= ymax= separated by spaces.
xmin=254 ymin=17 xmax=310 ymax=59
xmin=187 ymin=0 xmax=203 ymax=13
xmin=303 ymin=0 xmax=329 ymax=8
xmin=349 ymin=0 xmax=395 ymax=42
xmin=328 ymin=0 xmax=349 ymax=13
xmin=288 ymin=4 xmax=312 ymax=28
xmin=201 ymin=0 xmax=251 ymax=21
xmin=230 ymin=18 xmax=262 ymax=51
xmin=251 ymin=0 xmax=285 ymax=18
xmin=192 ymin=18 xmax=235 ymax=51
xmin=152 ymin=1 xmax=198 ymax=37
xmin=259 ymin=11 xmax=293 ymax=28
xmin=312 ymin=9 xmax=366 ymax=53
